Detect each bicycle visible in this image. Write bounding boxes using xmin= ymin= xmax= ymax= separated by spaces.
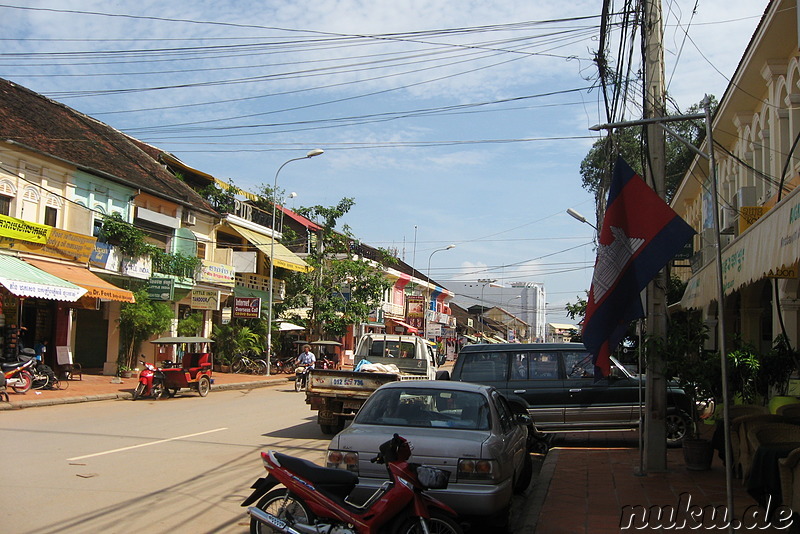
xmin=231 ymin=350 xmax=268 ymax=375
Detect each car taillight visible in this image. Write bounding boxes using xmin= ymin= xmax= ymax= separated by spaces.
xmin=457 ymin=458 xmax=499 ymax=482
xmin=327 ymin=450 xmax=359 ymax=473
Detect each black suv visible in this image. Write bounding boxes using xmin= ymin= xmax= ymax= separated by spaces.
xmin=449 ymin=343 xmax=694 ymax=447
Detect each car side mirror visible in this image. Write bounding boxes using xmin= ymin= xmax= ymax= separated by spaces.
xmin=515 ymin=413 xmax=531 ymax=426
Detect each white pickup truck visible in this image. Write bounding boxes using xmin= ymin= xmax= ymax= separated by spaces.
xmin=305 ymin=333 xmax=445 ymax=434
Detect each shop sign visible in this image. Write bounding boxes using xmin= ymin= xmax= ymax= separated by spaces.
xmin=0 ymin=214 xmax=50 ymax=243
xmin=0 ymin=227 xmax=96 ymax=263
xmin=90 ymin=242 xmax=112 ymax=268
xmin=766 ymin=264 xmax=797 ymax=279
xmin=407 ymin=295 xmax=424 ymax=318
xmin=191 ymin=289 xmax=220 ymax=310
xmin=197 ymin=259 xmax=236 ymax=287
xmin=233 ymin=296 xmax=260 ymax=318
xmin=122 ymin=256 xmax=152 ymax=279
xmin=148 ymin=277 xmax=174 ymax=301
xmin=221 ymin=306 xmax=232 ymax=324
xmin=739 ymin=206 xmax=770 ymax=233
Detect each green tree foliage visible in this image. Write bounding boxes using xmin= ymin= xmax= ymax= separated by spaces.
xmin=118 ymin=290 xmax=174 ymax=372
xmin=211 ymin=322 xmax=262 ymax=364
xmin=278 ymin=198 xmax=392 ymax=341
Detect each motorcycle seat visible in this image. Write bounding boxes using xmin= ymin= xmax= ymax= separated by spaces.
xmin=273 ymin=452 xmax=358 ymax=493
xmin=1 ymin=361 xmax=25 ymax=372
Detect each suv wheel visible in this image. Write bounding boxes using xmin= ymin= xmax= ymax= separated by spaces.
xmin=665 ymin=411 xmax=695 ymax=447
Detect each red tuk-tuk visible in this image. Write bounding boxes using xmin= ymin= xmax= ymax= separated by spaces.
xmin=149 ymin=336 xmax=214 ymax=398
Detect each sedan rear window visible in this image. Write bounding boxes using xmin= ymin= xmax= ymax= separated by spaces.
xmin=355 ymin=388 xmax=490 ymax=430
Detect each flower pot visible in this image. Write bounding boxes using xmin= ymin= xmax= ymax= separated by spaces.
xmin=683 ymin=438 xmax=714 ymax=471
xmin=120 ymin=370 xmax=132 ymax=378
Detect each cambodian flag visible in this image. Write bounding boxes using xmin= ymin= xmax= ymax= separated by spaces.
xmin=582 ymin=157 xmax=695 ymax=376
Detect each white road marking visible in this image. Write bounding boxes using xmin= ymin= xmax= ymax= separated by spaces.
xmin=66 ymin=427 xmax=228 ymax=461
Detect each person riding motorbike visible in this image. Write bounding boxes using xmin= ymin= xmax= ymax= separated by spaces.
xmin=294 ymin=344 xmax=316 ymax=392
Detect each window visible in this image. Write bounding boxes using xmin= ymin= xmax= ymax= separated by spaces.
xmin=196 ymin=241 xmax=206 ymax=260
xmin=0 ymin=195 xmax=11 ymax=216
xmin=44 ymin=206 xmax=57 ymax=226
xmin=564 ymin=352 xmax=594 ymax=380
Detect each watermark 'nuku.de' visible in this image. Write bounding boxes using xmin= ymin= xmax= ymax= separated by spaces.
xmin=620 ymin=493 xmax=793 ymax=530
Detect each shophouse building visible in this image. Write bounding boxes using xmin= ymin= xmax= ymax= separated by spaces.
xmin=674 ymin=0 xmax=800 ymax=353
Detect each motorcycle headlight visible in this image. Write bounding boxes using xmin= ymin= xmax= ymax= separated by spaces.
xmin=326 ymin=450 xmax=359 ymax=473
xmin=457 ymin=458 xmax=500 ymax=482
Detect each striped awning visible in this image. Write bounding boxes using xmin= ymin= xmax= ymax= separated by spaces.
xmin=0 ymin=254 xmax=86 ymax=301
xmin=228 ymin=223 xmax=313 ymax=273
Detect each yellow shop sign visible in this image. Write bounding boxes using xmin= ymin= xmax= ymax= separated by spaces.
xmin=0 ymin=214 xmax=50 ymax=243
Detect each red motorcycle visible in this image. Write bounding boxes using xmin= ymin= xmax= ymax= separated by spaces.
xmin=242 ymin=434 xmax=463 ymax=534
xmin=132 ymin=358 xmax=166 ymax=400
xmin=1 ymin=356 xmax=35 ymax=394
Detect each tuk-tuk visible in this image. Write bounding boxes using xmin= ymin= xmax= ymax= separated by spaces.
xmin=149 ymin=336 xmax=214 ymax=397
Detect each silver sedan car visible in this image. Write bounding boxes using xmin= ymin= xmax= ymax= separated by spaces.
xmin=326 ymin=380 xmax=531 ymax=523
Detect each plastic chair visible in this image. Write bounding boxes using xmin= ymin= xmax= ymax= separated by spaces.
xmin=732 ymin=414 xmax=787 ymax=480
xmin=777 ymin=403 xmax=800 ymax=418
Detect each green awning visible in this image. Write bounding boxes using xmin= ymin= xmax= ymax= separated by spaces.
xmin=234 ymin=286 xmax=271 ymax=301
xmin=0 ymin=254 xmax=87 ymax=301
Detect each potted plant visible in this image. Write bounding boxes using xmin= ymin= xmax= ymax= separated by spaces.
xmin=658 ymin=311 xmax=717 ymax=470
xmin=759 ymin=335 xmax=799 ymax=414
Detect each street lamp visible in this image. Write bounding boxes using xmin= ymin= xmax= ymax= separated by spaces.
xmin=477 ymin=278 xmax=498 ymax=334
xmin=566 ymin=208 xmax=598 ymax=231
xmin=424 ymin=244 xmax=455 ymax=340
xmin=266 ymin=149 xmax=324 ymax=375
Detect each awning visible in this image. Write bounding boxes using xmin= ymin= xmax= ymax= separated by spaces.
xmin=0 ymin=254 xmax=87 ymax=301
xmin=392 ymin=319 xmax=418 ymax=333
xmin=680 ymin=185 xmax=800 ymax=310
xmin=228 ymin=223 xmax=312 ymax=273
xmin=279 ymin=321 xmax=305 ymax=331
xmin=25 ymin=258 xmax=135 ymax=303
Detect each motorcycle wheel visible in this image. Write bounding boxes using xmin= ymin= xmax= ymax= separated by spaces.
xmin=132 ymin=382 xmax=146 ymax=400
xmin=254 ymin=359 xmax=268 ymax=375
xmin=12 ymin=370 xmax=33 ymax=393
xmin=294 ymin=375 xmax=304 ymax=392
xmin=251 ymin=488 xmax=314 ymax=534
xmin=393 ymin=510 xmax=463 ymax=534
xmin=151 ymin=382 xmax=166 ymax=400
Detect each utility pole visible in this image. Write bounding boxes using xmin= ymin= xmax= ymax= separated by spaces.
xmin=643 ymin=0 xmax=668 ymax=473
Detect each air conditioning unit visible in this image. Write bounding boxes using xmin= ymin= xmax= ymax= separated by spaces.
xmin=182 ymin=211 xmax=196 ymax=226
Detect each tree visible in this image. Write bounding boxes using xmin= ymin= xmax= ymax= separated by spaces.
xmin=117 ymin=290 xmax=174 ymax=372
xmin=278 ymin=198 xmax=393 ymax=341
xmin=579 ymin=98 xmax=714 ymax=210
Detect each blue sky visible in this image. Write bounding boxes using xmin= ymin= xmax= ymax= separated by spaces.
xmin=0 ymin=1 xmax=769 ymax=324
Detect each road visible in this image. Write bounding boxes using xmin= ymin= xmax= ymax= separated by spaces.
xmin=1 ymin=380 xmax=326 ymax=534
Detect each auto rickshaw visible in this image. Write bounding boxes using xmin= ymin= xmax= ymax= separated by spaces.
xmin=149 ymin=336 xmax=214 ymax=398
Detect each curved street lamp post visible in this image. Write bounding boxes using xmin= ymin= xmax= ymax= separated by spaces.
xmin=424 ymin=244 xmax=455 ymax=340
xmin=266 ymin=149 xmax=324 ymax=375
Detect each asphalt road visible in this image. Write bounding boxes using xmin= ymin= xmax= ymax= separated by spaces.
xmin=1 ymin=380 xmax=326 ymax=534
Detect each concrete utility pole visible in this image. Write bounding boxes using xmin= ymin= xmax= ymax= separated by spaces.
xmin=643 ymin=0 xmax=668 ymax=473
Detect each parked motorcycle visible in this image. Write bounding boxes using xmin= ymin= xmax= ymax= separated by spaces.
xmin=132 ymin=358 xmax=166 ymax=400
xmin=242 ymin=433 xmax=463 ymax=534
xmin=1 ymin=356 xmax=35 ymax=394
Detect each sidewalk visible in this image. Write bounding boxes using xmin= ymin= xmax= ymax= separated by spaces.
xmin=525 ymin=428 xmax=793 ymax=534
xmin=0 ymin=369 xmax=290 ymax=410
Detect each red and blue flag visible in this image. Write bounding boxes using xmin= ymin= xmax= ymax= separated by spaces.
xmin=582 ymin=157 xmax=695 ymax=376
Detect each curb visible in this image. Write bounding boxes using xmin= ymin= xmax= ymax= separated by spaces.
xmin=0 ymin=377 xmax=290 ymax=410
xmin=515 ymin=449 xmax=558 ymax=534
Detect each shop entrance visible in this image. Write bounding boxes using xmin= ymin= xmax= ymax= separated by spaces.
xmin=75 ymin=308 xmax=108 ymax=369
